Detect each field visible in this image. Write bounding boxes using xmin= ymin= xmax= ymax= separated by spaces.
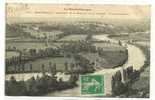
xmin=109 ymin=31 xmax=150 ymax=42
xmin=6 ymin=51 xmax=20 ymax=59
xmin=24 ymin=29 xmax=64 ymax=40
xmin=100 ymin=50 xmax=127 ymax=68
xmin=89 ymin=50 xmax=127 ymax=68
xmin=58 ymin=35 xmax=87 ymax=41
xmin=80 ymin=46 xmax=128 ymax=68
xmin=7 ymin=57 xmax=75 ymax=73
xmin=93 ymin=43 xmax=126 ymax=51
xmin=6 ymin=42 xmax=63 ymax=50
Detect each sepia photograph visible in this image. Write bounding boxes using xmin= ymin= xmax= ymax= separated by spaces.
xmin=5 ymin=3 xmax=150 ymax=98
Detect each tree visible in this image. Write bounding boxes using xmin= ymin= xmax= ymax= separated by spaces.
xmin=126 ymin=66 xmax=133 ymax=80
xmin=26 ymin=76 xmax=38 ymax=95
xmin=41 ymin=64 xmax=46 ymax=76
xmin=118 ymin=40 xmax=122 ymax=46
xmin=29 ymin=64 xmax=33 ymax=72
xmin=49 ymin=62 xmax=53 ymax=75
xmin=6 ymin=76 xmax=27 ymax=96
xmin=64 ymin=61 xmax=68 ymax=72
xmin=70 ymin=63 xmax=75 ymax=73
xmin=52 ymin=63 xmax=57 ymax=76
xmin=14 ymin=65 xmax=17 ymax=73
xmin=22 ymin=63 xmax=25 ymax=73
xmin=112 ymin=70 xmax=128 ymax=96
xmin=86 ymin=33 xmax=92 ymax=41
xmin=69 ymin=73 xmax=78 ymax=85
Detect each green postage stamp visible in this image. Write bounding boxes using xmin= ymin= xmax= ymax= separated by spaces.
xmin=80 ymin=75 xmax=104 ymax=95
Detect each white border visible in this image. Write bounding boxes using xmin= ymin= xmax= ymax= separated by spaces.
xmin=150 ymin=2 xmax=155 ymax=100
xmin=6 ymin=0 xmax=151 ymax=5
xmin=0 ymin=0 xmax=5 ymax=99
xmin=0 ymin=0 xmax=154 ymax=100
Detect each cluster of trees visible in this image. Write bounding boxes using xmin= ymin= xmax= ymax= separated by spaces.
xmin=28 ymin=48 xmax=61 ymax=58
xmin=6 ymin=47 xmax=21 ymax=67
xmin=6 ymin=39 xmax=97 ymax=74
xmin=6 ymin=51 xmax=95 ymax=74
xmin=37 ymin=55 xmax=95 ymax=75
xmin=6 ymin=46 xmax=18 ymax=51
xmin=123 ymin=66 xmax=140 ymax=82
xmin=6 ymin=63 xmax=33 ymax=74
xmin=6 ymin=60 xmax=79 ymax=96
xmin=6 ymin=37 xmax=96 ymax=68
xmin=74 ymin=55 xmax=95 ymax=74
xmin=6 ymin=47 xmax=61 ymax=70
xmin=111 ymin=70 xmax=127 ymax=95
xmin=5 ymin=73 xmax=78 ymax=96
xmin=111 ymin=66 xmax=140 ymax=96
xmin=6 ymin=56 xmax=22 ymax=67
xmin=61 ymin=40 xmax=96 ymax=55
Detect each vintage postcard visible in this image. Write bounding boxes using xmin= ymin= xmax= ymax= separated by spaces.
xmin=5 ymin=3 xmax=150 ymax=98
